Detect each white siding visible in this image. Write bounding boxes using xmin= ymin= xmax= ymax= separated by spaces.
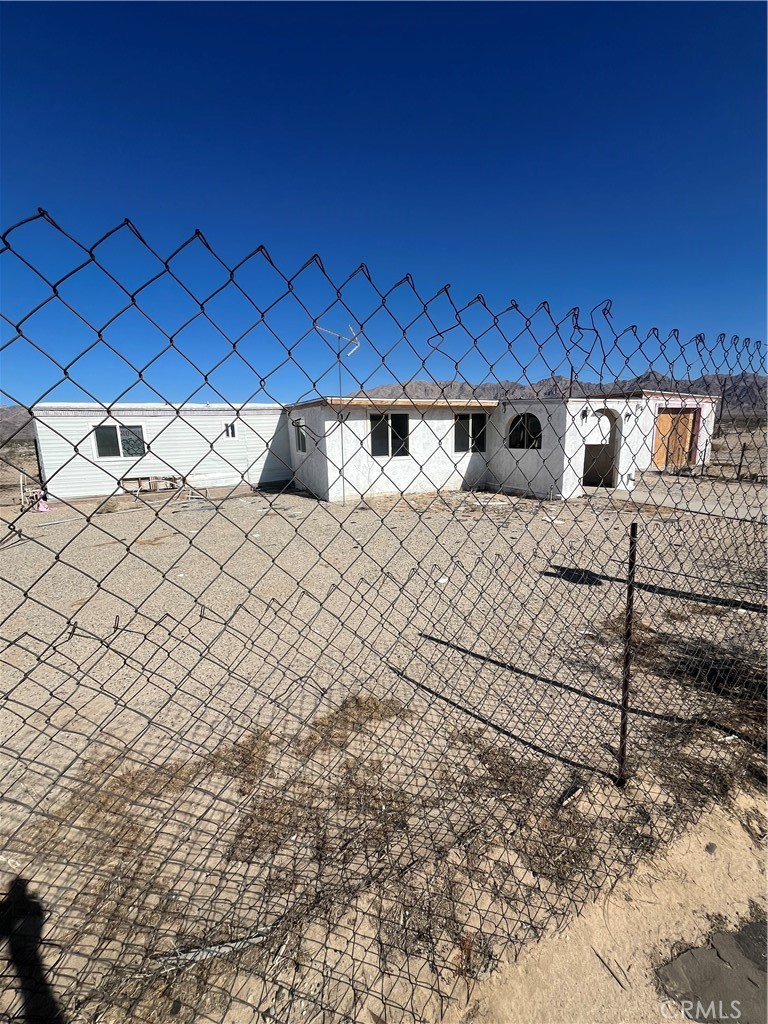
xmin=33 ymin=404 xmax=291 ymax=501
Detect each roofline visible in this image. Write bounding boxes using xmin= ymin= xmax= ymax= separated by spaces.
xmin=287 ymin=396 xmax=500 ymax=411
xmin=33 ymin=402 xmax=282 ymax=413
xmin=596 ymin=389 xmax=717 ymax=400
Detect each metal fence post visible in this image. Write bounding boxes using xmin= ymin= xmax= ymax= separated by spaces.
xmin=617 ymin=520 xmax=638 ymax=787
xmin=737 ymin=442 xmax=748 ymax=481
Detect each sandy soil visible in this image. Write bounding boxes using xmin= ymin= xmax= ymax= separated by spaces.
xmin=444 ymin=787 xmax=766 ymax=1024
xmin=1 ymin=483 xmax=765 ymax=1023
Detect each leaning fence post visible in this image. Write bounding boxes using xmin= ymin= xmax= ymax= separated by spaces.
xmin=699 ymin=439 xmax=709 ymax=477
xmin=617 ymin=520 xmax=638 ymax=787
xmin=736 ymin=442 xmax=747 ymax=481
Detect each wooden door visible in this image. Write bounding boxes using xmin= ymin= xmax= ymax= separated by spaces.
xmin=653 ymin=410 xmax=695 ymax=468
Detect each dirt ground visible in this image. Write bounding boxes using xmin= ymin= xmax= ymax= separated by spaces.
xmin=0 ymin=439 xmax=39 ymax=505
xmin=1 ymin=481 xmax=765 ymax=1023
xmin=444 ymin=787 xmax=766 ymax=1024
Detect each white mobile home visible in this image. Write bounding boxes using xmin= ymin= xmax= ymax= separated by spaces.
xmin=33 ymin=403 xmax=291 ymax=501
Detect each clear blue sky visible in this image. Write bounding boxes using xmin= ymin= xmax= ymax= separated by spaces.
xmin=1 ymin=1 xmax=765 ymax=407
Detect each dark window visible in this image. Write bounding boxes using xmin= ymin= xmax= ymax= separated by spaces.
xmin=95 ymin=425 xmax=120 ymax=458
xmin=370 ymin=414 xmax=390 ymax=456
xmin=94 ymin=424 xmax=146 ymax=458
xmin=223 ymin=421 xmax=237 ymax=439
xmin=455 ymin=413 xmax=487 ymax=453
xmin=294 ymin=418 xmax=307 ymax=453
xmin=369 ymin=413 xmax=410 ymax=457
xmin=390 ymin=413 xmax=410 ymax=457
xmin=508 ymin=413 xmax=542 ymax=450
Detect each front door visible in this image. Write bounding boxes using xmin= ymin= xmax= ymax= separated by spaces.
xmin=653 ymin=409 xmax=695 ymax=468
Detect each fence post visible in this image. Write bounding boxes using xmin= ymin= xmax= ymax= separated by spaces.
xmin=699 ymin=438 xmax=709 ymax=477
xmin=737 ymin=442 xmax=747 ymax=481
xmin=616 ymin=520 xmax=638 ymax=787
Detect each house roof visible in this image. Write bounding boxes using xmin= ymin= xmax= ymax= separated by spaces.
xmin=595 ymin=389 xmax=716 ymax=401
xmin=287 ymin=397 xmax=499 ymax=411
xmin=33 ymin=402 xmax=281 ymax=415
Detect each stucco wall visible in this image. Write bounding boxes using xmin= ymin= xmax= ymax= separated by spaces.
xmin=308 ymin=406 xmax=490 ymax=502
xmin=486 ymin=402 xmax=568 ymax=499
xmin=632 ymin=395 xmax=718 ymax=471
xmin=34 ymin=404 xmax=290 ymax=500
xmin=561 ymin=398 xmax=646 ymax=497
xmin=486 ymin=398 xmax=656 ymax=500
xmin=288 ymin=404 xmax=332 ymax=500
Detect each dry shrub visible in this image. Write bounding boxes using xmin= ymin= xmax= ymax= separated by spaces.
xmin=206 ymin=729 xmax=271 ymax=795
xmin=34 ymin=730 xmax=272 ymax=858
xmin=516 ymin=806 xmax=597 ymax=885
xmin=455 ymin=729 xmax=549 ymax=804
xmin=98 ymin=496 xmax=122 ymax=514
xmin=226 ymin=786 xmax=319 ymax=860
xmin=296 ymin=692 xmax=406 ymax=755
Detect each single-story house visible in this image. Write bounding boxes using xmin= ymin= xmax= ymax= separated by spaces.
xmin=31 ymin=390 xmax=718 ymax=503
xmin=287 ymin=398 xmax=497 ymax=504
xmin=287 ymin=390 xmax=719 ymax=502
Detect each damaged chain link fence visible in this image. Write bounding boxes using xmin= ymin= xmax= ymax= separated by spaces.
xmin=1 ymin=211 xmax=765 ymax=1023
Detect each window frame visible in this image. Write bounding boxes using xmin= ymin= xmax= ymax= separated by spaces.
xmin=507 ymin=413 xmax=543 ymax=451
xmin=92 ymin=422 xmax=148 ymax=460
xmin=369 ymin=412 xmax=410 ymax=458
xmin=294 ymin=417 xmax=307 ymax=454
xmin=454 ymin=412 xmax=487 ymax=454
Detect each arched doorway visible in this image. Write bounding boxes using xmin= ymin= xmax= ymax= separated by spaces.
xmin=583 ymin=409 xmax=620 ymax=487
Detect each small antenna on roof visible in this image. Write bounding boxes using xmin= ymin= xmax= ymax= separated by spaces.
xmin=315 ymin=324 xmax=361 ymax=506
xmin=316 ymin=324 xmax=361 ymax=358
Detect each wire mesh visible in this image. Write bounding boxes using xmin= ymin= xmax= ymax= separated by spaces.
xmin=1 ymin=211 xmax=765 ymax=1024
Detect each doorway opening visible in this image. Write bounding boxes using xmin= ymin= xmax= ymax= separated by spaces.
xmin=583 ymin=410 xmax=620 ymax=487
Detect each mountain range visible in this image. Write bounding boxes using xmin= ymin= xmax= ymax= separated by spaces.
xmin=0 ymin=371 xmax=764 ymax=443
xmin=356 ymin=371 xmax=766 ymax=424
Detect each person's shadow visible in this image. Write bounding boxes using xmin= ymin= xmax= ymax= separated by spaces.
xmin=0 ymin=877 xmax=66 ymax=1023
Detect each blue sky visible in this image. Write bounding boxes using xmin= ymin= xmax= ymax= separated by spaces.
xmin=1 ymin=1 xmax=765 ymax=407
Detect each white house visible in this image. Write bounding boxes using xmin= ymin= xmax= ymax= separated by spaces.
xmin=31 ymin=389 xmax=717 ymax=503
xmin=287 ymin=391 xmax=718 ymax=502
xmin=286 ymin=398 xmax=497 ymax=504
xmin=33 ymin=403 xmax=291 ymax=501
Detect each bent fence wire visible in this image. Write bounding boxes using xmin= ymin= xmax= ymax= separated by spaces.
xmin=0 ymin=211 xmax=765 ymax=1024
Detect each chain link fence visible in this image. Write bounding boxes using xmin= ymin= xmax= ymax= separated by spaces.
xmin=1 ymin=211 xmax=765 ymax=1024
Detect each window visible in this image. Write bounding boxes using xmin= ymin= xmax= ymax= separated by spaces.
xmin=94 ymin=424 xmax=147 ymax=459
xmin=223 ymin=421 xmax=237 ymax=439
xmin=455 ymin=413 xmax=487 ymax=453
xmin=370 ymin=413 xmax=409 ymax=457
xmin=294 ymin=417 xmax=307 ymax=453
xmin=508 ymin=413 xmax=542 ymax=450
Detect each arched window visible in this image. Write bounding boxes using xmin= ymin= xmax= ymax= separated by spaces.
xmin=508 ymin=413 xmax=542 ymax=450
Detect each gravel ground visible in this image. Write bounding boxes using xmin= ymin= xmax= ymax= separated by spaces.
xmin=1 ymin=483 xmax=765 ymax=1023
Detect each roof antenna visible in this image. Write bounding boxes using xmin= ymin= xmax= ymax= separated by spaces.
xmin=316 ymin=324 xmax=361 ymax=359
xmin=316 ymin=324 xmax=362 ymax=505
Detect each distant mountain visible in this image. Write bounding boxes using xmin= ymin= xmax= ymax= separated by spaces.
xmin=0 ymin=406 xmax=35 ymax=443
xmin=1 ymin=371 xmax=764 ymax=443
xmin=355 ymin=372 xmax=767 ymax=424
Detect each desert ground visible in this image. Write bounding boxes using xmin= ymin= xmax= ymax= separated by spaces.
xmin=1 ymin=474 xmax=765 ymax=1023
